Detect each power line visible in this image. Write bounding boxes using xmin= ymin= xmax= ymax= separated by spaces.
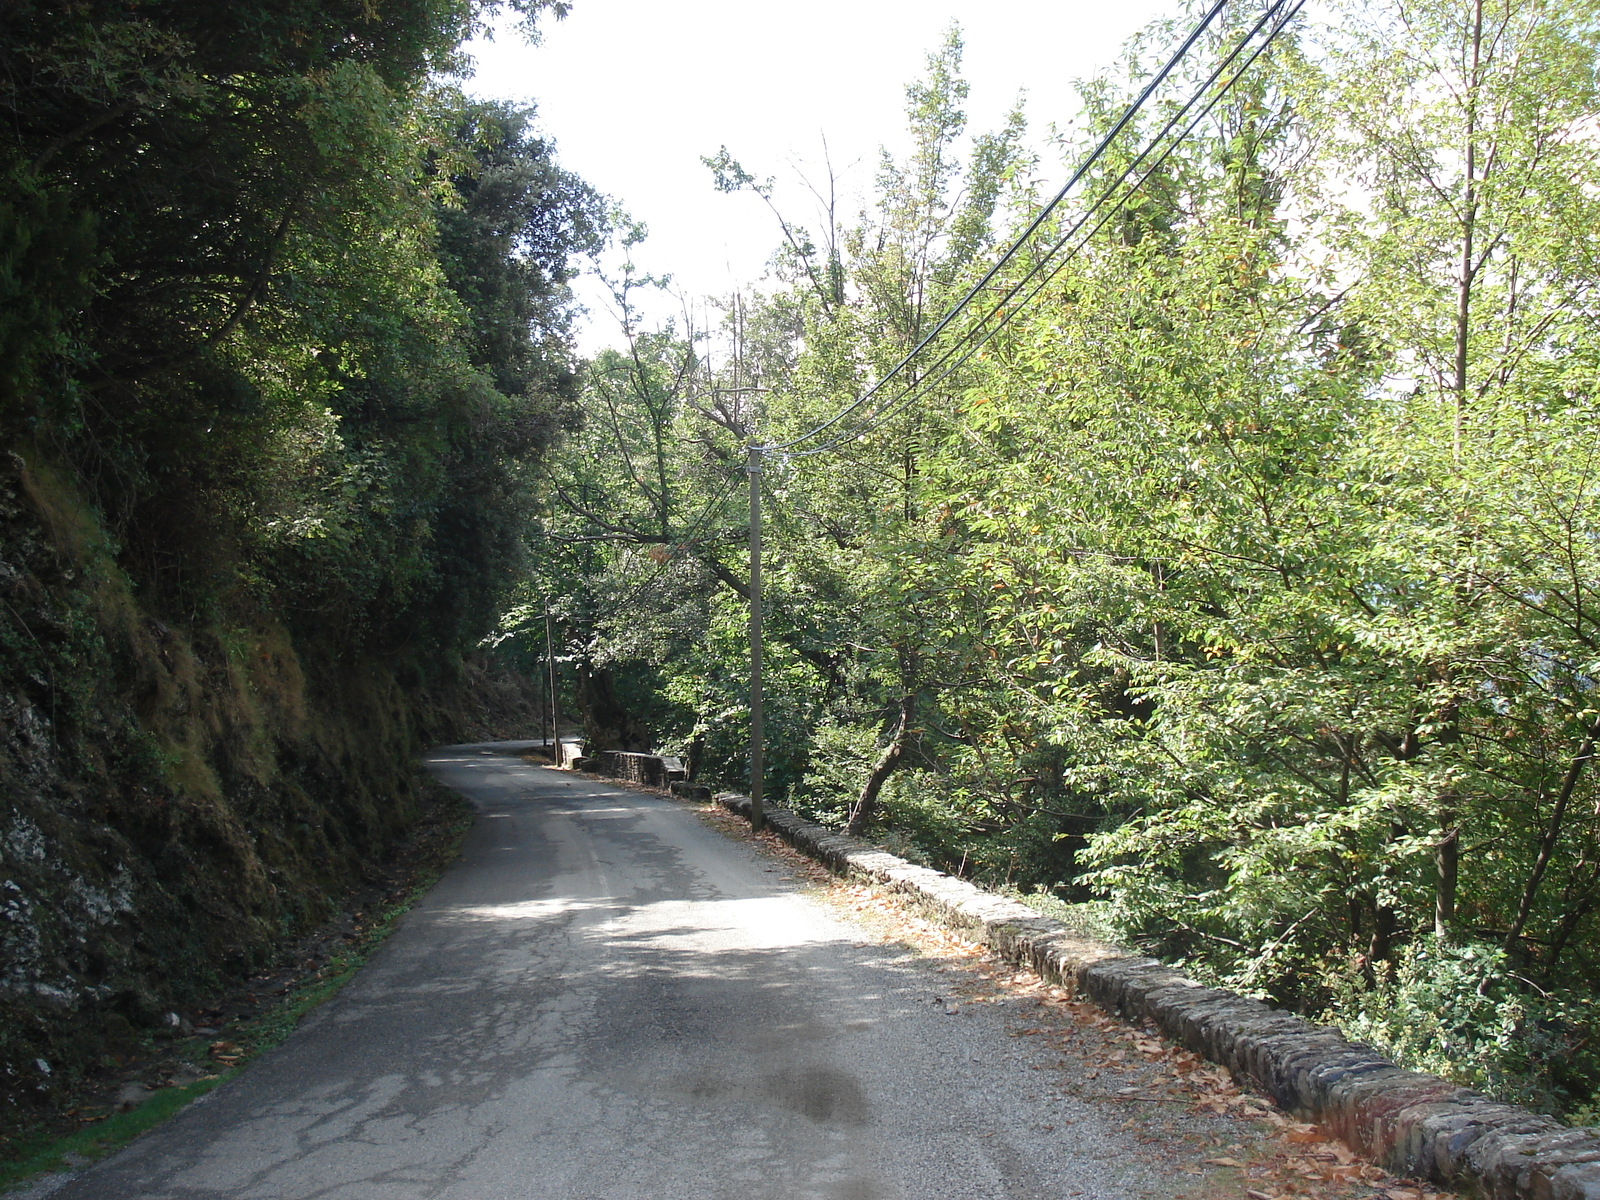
xmin=787 ymin=0 xmax=1302 ymax=458
xmin=731 ymin=0 xmax=1304 ymax=832
xmin=755 ymin=0 xmax=1234 ymax=456
xmin=778 ymin=0 xmax=1305 ymax=460
xmin=585 ymin=466 xmax=744 ymax=623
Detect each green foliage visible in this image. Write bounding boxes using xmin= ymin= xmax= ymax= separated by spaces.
xmin=930 ymin=0 xmax=1600 ymax=1117
xmin=1335 ymin=939 xmax=1600 ymax=1120
xmin=0 ymin=0 xmax=598 ymax=1129
xmin=1 ymin=0 xmax=600 ymax=641
xmin=551 ymin=0 xmax=1600 ymax=1122
xmin=0 ymin=166 xmax=97 ymax=416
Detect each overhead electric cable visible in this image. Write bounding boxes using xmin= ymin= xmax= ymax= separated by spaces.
xmin=778 ymin=0 xmax=1305 ymax=460
xmin=818 ymin=0 xmax=1295 ymax=438
xmin=589 ymin=466 xmax=744 ymax=622
xmin=755 ymin=0 xmax=1233 ymax=456
xmin=788 ymin=0 xmax=1301 ymax=457
xmin=729 ymin=0 xmax=1306 ymax=860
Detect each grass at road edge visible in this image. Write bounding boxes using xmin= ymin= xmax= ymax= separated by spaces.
xmin=0 ymin=786 xmax=474 ymax=1194
xmin=0 ymin=1077 xmax=231 ymax=1194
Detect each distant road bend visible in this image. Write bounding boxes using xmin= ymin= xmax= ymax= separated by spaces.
xmin=42 ymin=743 xmax=1198 ymax=1200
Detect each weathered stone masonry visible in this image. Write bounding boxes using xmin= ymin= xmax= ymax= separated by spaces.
xmin=706 ymin=789 xmax=1600 ymax=1200
xmin=582 ymin=750 xmax=685 ymax=789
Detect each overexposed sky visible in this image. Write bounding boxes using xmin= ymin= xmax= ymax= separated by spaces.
xmin=463 ymin=0 xmax=1181 ymax=350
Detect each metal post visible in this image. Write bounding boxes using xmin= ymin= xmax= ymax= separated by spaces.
xmin=746 ymin=446 xmax=766 ymax=831
xmin=545 ymin=600 xmax=561 ymax=767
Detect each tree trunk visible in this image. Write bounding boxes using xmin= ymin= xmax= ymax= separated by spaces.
xmin=1503 ymin=713 xmax=1600 ymax=956
xmin=1367 ymin=819 xmax=1407 ymax=967
xmin=1434 ymin=823 xmax=1459 ymax=939
xmin=1368 ymin=899 xmax=1397 ymax=969
xmin=847 ymin=694 xmax=914 ymax=836
xmin=575 ymin=663 xmax=651 ymax=752
xmin=1453 ymin=0 xmax=1482 ymax=459
xmin=1431 ymin=711 xmax=1461 ymax=940
xmin=685 ymin=732 xmax=706 ymax=782
xmin=1544 ymin=875 xmax=1598 ymax=982
xmin=1430 ymin=0 xmax=1480 ymax=940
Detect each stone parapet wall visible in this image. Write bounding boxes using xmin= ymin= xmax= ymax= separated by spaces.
xmin=714 ymin=792 xmax=1600 ymax=1200
xmin=586 ymin=751 xmax=685 ymax=788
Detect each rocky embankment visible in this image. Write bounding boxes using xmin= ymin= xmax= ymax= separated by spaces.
xmin=0 ymin=453 xmax=536 ymax=1128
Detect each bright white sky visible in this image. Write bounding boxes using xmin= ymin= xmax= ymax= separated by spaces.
xmin=462 ymin=0 xmax=1180 ymax=352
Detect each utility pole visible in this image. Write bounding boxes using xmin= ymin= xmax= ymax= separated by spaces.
xmin=746 ymin=445 xmax=766 ymax=830
xmin=539 ymin=651 xmax=549 ymax=750
xmin=544 ymin=600 xmax=561 ymax=767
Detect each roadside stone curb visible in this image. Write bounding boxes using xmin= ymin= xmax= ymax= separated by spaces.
xmin=714 ymin=791 xmax=1600 ymax=1200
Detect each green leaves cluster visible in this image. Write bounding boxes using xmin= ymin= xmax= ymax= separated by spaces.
xmin=929 ymin=0 xmax=1600 ymax=1117
xmin=0 ymin=0 xmax=602 ymax=647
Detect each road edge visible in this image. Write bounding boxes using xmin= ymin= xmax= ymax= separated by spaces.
xmin=713 ymin=791 xmax=1600 ymax=1200
xmin=0 ymin=777 xmax=475 ymax=1197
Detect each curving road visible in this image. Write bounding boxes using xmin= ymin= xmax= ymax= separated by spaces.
xmin=38 ymin=743 xmax=1183 ymax=1200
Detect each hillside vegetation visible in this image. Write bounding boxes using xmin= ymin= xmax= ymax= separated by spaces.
xmin=530 ymin=1 xmax=1600 ymax=1122
xmin=5 ymin=0 xmax=1598 ymax=1146
xmin=0 ymin=0 xmax=598 ymax=1120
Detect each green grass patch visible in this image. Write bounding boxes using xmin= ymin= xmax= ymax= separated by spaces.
xmin=0 ymin=1073 xmax=236 ymax=1190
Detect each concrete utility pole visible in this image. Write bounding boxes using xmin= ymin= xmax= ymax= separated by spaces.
xmin=539 ymin=659 xmax=549 ymax=750
xmin=545 ymin=600 xmax=561 ymax=767
xmin=746 ymin=445 xmax=766 ymax=831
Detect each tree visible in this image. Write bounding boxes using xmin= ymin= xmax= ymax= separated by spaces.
xmin=924 ymin=0 xmax=1600 ymax=1115
xmin=0 ymin=0 xmax=606 ymax=1119
xmin=1314 ymin=0 xmax=1600 ymax=962
xmin=754 ymin=27 xmax=1030 ymax=835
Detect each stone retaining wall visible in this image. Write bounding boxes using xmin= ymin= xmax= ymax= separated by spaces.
xmin=586 ymin=750 xmax=685 ymax=789
xmin=715 ymin=792 xmax=1600 ymax=1200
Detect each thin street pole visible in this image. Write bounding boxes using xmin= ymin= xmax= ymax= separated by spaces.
xmin=545 ymin=600 xmax=561 ymax=767
xmin=746 ymin=445 xmax=766 ymax=831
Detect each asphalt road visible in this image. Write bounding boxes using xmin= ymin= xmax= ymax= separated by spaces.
xmin=38 ymin=743 xmax=1185 ymax=1200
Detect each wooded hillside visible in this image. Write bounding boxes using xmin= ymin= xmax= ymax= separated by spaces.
xmin=4 ymin=0 xmax=1598 ymax=1145
xmin=0 ymin=0 xmax=598 ymax=1117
